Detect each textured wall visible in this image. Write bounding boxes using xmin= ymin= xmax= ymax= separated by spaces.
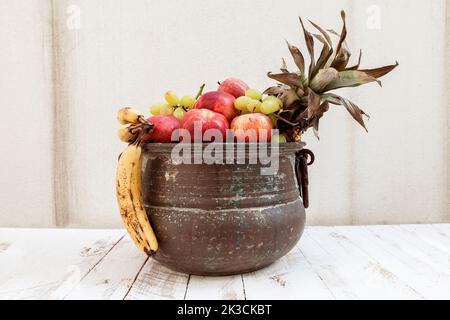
xmin=0 ymin=1 xmax=55 ymax=227
xmin=447 ymin=0 xmax=450 ymax=228
xmin=306 ymin=0 xmax=448 ymax=225
xmin=0 ymin=0 xmax=448 ymax=228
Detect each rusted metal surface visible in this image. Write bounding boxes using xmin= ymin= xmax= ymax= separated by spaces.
xmin=141 ymin=143 xmax=307 ymax=276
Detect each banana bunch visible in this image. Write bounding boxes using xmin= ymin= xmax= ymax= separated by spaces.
xmin=117 ymin=107 xmax=147 ymax=126
xmin=116 ymin=107 xmax=158 ymax=255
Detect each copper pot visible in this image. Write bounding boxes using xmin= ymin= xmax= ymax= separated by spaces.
xmin=141 ymin=142 xmax=306 ymax=276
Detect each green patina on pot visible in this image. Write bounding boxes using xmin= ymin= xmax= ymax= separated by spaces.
xmin=141 ymin=142 xmax=306 ymax=276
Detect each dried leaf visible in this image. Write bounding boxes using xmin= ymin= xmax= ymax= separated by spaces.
xmin=326 ymin=14 xmax=351 ymax=71
xmin=280 ymin=58 xmax=289 ymax=73
xmin=323 ymin=70 xmax=381 ymax=92
xmin=309 ymin=68 xmax=338 ymax=92
xmin=264 ymin=85 xmax=285 ymax=96
xmin=311 ymin=42 xmax=334 ymax=79
xmin=331 ymin=43 xmax=351 ymax=71
xmin=307 ymin=90 xmax=321 ymax=119
xmin=285 ymin=41 xmax=305 ymax=76
xmin=325 ymin=94 xmax=369 ymax=132
xmin=279 ymin=89 xmax=300 ymax=107
xmin=346 ymin=49 xmax=362 ymax=70
xmin=321 ymin=100 xmax=330 ymax=113
xmin=327 ymin=28 xmax=340 ymax=37
xmin=267 ymin=72 xmax=303 ymax=88
xmin=358 ymin=61 xmax=399 ymax=78
xmin=299 ymin=17 xmax=315 ymax=78
xmin=282 ymin=101 xmax=305 ymax=116
xmin=295 ymin=94 xmax=330 ymax=125
xmin=312 ymin=101 xmax=329 ymax=140
xmin=322 ymin=94 xmax=341 ymax=105
xmin=312 ymin=33 xmax=326 ymax=44
xmin=323 ymin=29 xmax=339 ymax=68
xmin=309 ymin=19 xmax=333 ymax=47
xmin=331 ymin=10 xmax=347 ymax=67
xmin=313 ymin=117 xmax=321 ymax=140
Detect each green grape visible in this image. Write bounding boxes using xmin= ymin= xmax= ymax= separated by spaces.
xmin=234 ymin=96 xmax=252 ymax=111
xmin=247 ymin=99 xmax=262 ymax=113
xmin=150 ymin=102 xmax=166 ymax=115
xmin=245 ymin=89 xmax=263 ymax=101
xmin=263 ymin=95 xmax=283 ymax=107
xmin=272 ymin=134 xmax=287 ymax=144
xmin=164 ymin=91 xmax=180 ymax=106
xmin=180 ymin=95 xmax=196 ymax=109
xmin=173 ymin=107 xmax=186 ymax=120
xmin=160 ymin=104 xmax=174 ymax=116
xmin=260 ymin=100 xmax=281 ymax=115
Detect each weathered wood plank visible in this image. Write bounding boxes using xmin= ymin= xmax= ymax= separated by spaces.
xmin=64 ymin=235 xmax=148 ymax=300
xmin=430 ymin=224 xmax=450 ymax=239
xmin=2 ymin=226 xmax=450 ymax=300
xmin=335 ymin=225 xmax=450 ymax=299
xmin=243 ymin=246 xmax=334 ymax=300
xmin=185 ymin=275 xmax=245 ymax=300
xmin=0 ymin=229 xmax=124 ymax=300
xmin=300 ymin=227 xmax=423 ymax=299
xmin=366 ymin=225 xmax=450 ymax=276
xmin=125 ymin=259 xmax=189 ymax=300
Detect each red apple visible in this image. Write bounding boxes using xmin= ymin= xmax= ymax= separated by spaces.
xmin=180 ymin=109 xmax=229 ymax=142
xmin=218 ymin=78 xmax=250 ymax=98
xmin=231 ymin=113 xmax=273 ymax=142
xmin=144 ymin=115 xmax=180 ymax=143
xmin=194 ymin=91 xmax=238 ymax=123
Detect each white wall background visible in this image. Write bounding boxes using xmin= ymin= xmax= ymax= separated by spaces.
xmin=0 ymin=1 xmax=55 ymax=227
xmin=0 ymin=0 xmax=449 ymax=228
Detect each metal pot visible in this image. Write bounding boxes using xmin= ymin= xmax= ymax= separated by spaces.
xmin=141 ymin=142 xmax=307 ymax=276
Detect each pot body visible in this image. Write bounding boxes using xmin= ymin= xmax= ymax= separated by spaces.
xmin=141 ymin=143 xmax=305 ymax=276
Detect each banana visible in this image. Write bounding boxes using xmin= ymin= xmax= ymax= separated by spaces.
xmin=118 ymin=123 xmax=140 ymax=143
xmin=117 ymin=107 xmax=147 ymax=125
xmin=116 ymin=132 xmax=158 ymax=255
xmin=130 ymin=145 xmax=159 ymax=251
xmin=116 ymin=144 xmax=150 ymax=254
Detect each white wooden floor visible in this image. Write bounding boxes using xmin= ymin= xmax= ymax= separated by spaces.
xmin=1 ymin=224 xmax=450 ymax=300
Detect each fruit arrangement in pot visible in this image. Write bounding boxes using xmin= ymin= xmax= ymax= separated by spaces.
xmin=115 ymin=11 xmax=397 ymax=275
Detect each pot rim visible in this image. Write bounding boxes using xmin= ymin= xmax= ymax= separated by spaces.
xmin=142 ymin=142 xmax=305 ymax=154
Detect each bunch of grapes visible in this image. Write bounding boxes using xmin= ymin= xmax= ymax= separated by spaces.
xmin=150 ymin=91 xmax=197 ymax=121
xmin=234 ymin=89 xmax=283 ymax=123
xmin=234 ymin=89 xmax=286 ymax=143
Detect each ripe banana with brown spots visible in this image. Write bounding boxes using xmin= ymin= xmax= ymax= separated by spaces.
xmin=129 ymin=144 xmax=158 ymax=251
xmin=117 ymin=107 xmax=147 ymax=125
xmin=117 ymin=123 xmax=141 ymax=143
xmin=116 ymin=113 xmax=158 ymax=255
